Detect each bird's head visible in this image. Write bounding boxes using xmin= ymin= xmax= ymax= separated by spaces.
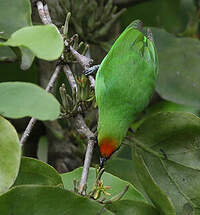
xmin=99 ymin=137 xmax=118 ymax=159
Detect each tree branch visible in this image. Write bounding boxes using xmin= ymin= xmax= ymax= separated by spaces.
xmin=20 ymin=118 xmax=37 ymax=146
xmin=35 ymin=1 xmax=97 ymax=194
xmin=63 ymin=64 xmax=78 ymax=94
xmin=36 ymin=1 xmax=52 ymax=24
xmin=43 ymin=4 xmax=52 ymax=24
xmin=63 ymin=65 xmax=96 ymax=194
xmin=74 ymin=114 xmax=96 ymax=194
xmin=20 ymin=65 xmax=61 ymax=145
xmin=65 ymin=40 xmax=93 ymax=69
xmin=65 ymin=41 xmax=96 ymax=88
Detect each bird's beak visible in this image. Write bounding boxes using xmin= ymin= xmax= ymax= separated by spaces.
xmin=99 ymin=156 xmax=107 ymax=169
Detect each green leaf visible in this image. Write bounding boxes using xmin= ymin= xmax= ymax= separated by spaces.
xmin=152 ymin=27 xmax=200 ymax=107
xmin=0 ymin=46 xmax=16 ymax=62
xmin=0 ymin=0 xmax=32 ymax=39
xmin=0 ymin=82 xmax=60 ymax=120
xmin=61 ymin=167 xmax=146 ymax=202
xmin=0 ymin=185 xmax=114 ymax=215
xmin=13 ymin=157 xmax=63 ymax=187
xmin=106 ymin=200 xmax=159 ymax=215
xmin=133 ymin=112 xmax=200 ymax=214
xmin=133 ymin=148 xmax=176 ymax=215
xmin=132 ymin=101 xmax=200 ymax=130
xmin=105 ymin=159 xmax=149 ymax=201
xmin=37 ymin=136 xmax=48 ymax=163
xmin=0 ymin=116 xmax=21 ymax=193
xmin=0 ymin=25 xmax=64 ymax=61
xmin=120 ymin=0 xmax=195 ymax=34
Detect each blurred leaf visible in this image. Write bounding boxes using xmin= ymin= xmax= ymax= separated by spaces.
xmin=0 ymin=116 xmax=21 ymax=193
xmin=0 ymin=82 xmax=60 ymax=120
xmin=120 ymin=0 xmax=195 ymax=34
xmin=13 ymin=157 xmax=63 ymax=187
xmin=133 ymin=112 xmax=200 ymax=214
xmin=0 ymin=0 xmax=32 ymax=39
xmin=0 ymin=185 xmax=114 ymax=215
xmin=0 ymin=0 xmax=34 ymax=67
xmin=20 ymin=47 xmax=35 ymax=70
xmin=61 ymin=167 xmax=146 ymax=202
xmin=133 ymin=101 xmax=200 ymax=130
xmin=111 ymin=144 xmax=132 ymax=160
xmin=133 ymin=148 xmax=176 ymax=215
xmin=37 ymin=136 xmax=48 ymax=163
xmin=0 ymin=46 xmax=16 ymax=62
xmin=0 ymin=62 xmax=38 ymax=83
xmin=152 ymin=27 xmax=200 ymax=107
xmin=105 ymin=158 xmax=150 ymax=201
xmin=106 ymin=200 xmax=159 ymax=215
xmin=0 ymin=25 xmax=64 ymax=61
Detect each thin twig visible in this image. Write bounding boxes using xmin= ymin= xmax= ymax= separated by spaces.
xmin=74 ymin=114 xmax=96 ymax=194
xmin=63 ymin=64 xmax=78 ymax=94
xmin=65 ymin=40 xmax=93 ymax=69
xmin=79 ymin=134 xmax=95 ymax=195
xmin=64 ymin=46 xmax=97 ymax=192
xmin=96 ymin=168 xmax=105 ymax=182
xmin=20 ymin=66 xmax=61 ymax=145
xmin=75 ymin=114 xmax=94 ymax=139
xmin=65 ymin=41 xmax=96 ymax=88
xmin=46 ymin=66 xmax=61 ymax=92
xmin=36 ymin=1 xmax=49 ymax=24
xmin=63 ymin=65 xmax=96 ymax=193
xmin=37 ymin=1 xmax=52 ymax=24
xmin=20 ymin=118 xmax=37 ymax=146
xmin=43 ymin=4 xmax=52 ymax=24
xmin=89 ymin=168 xmax=105 ymax=198
xmin=36 ymin=1 xmax=96 ymax=194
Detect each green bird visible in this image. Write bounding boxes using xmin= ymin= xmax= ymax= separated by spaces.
xmin=95 ymin=20 xmax=159 ymax=166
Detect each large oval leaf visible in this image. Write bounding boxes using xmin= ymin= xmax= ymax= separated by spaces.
xmin=133 ymin=148 xmax=176 ymax=215
xmin=0 ymin=0 xmax=32 ymax=39
xmin=61 ymin=167 xmax=146 ymax=202
xmin=0 ymin=82 xmax=60 ymax=120
xmin=132 ymin=101 xmax=200 ymax=130
xmin=105 ymin=158 xmax=149 ymax=201
xmin=0 ymin=25 xmax=64 ymax=61
xmin=152 ymin=27 xmax=200 ymax=107
xmin=13 ymin=157 xmax=63 ymax=187
xmin=133 ymin=112 xmax=200 ymax=214
xmin=0 ymin=0 xmax=32 ymax=67
xmin=106 ymin=200 xmax=159 ymax=215
xmin=0 ymin=116 xmax=21 ymax=193
xmin=0 ymin=185 xmax=114 ymax=215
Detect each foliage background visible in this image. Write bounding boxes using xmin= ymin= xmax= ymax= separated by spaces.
xmin=1 ymin=0 xmax=200 ymax=214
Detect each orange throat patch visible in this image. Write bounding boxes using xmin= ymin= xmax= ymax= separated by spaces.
xmin=99 ymin=138 xmax=118 ymax=158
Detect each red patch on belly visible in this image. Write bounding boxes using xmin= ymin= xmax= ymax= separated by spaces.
xmin=99 ymin=138 xmax=117 ymax=158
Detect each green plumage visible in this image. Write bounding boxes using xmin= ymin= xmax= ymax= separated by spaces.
xmin=95 ymin=20 xmax=159 ymax=157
